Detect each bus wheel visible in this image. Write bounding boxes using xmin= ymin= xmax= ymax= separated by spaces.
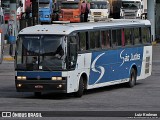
xmin=74 ymin=77 xmax=84 ymax=98
xmin=34 ymin=92 xmax=42 ymax=97
xmin=127 ymin=68 xmax=137 ymax=88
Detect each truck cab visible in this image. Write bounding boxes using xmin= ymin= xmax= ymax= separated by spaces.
xmin=59 ymin=1 xmax=81 ymax=23
xmin=120 ymin=0 xmax=145 ymax=19
xmin=39 ymin=0 xmax=53 ymax=23
xmin=88 ymin=0 xmax=110 ymax=22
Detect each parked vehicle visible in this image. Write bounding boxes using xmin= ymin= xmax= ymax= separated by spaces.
xmin=88 ymin=0 xmax=110 ymax=22
xmin=120 ymin=0 xmax=147 ymax=19
xmin=39 ymin=0 xmax=53 ymax=23
xmin=59 ymin=0 xmax=81 ymax=23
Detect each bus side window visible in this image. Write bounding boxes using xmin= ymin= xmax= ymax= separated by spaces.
xmin=117 ymin=29 xmax=122 ymax=46
xmin=89 ymin=31 xmax=100 ymax=49
xmin=142 ymin=27 xmax=151 ymax=44
xmin=111 ymin=29 xmax=122 ymax=47
xmin=112 ymin=30 xmax=117 ymax=47
xmin=79 ymin=32 xmax=87 ymax=51
xmin=133 ymin=27 xmax=142 ymax=45
xmin=124 ymin=28 xmax=132 ymax=46
xmin=101 ymin=30 xmax=111 ymax=49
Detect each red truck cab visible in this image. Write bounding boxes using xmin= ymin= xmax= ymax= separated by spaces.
xmin=59 ymin=1 xmax=81 ymax=23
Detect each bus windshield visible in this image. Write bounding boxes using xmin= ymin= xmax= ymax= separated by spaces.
xmin=16 ymin=35 xmax=66 ymax=71
xmin=39 ymin=4 xmax=50 ymax=8
xmin=122 ymin=2 xmax=141 ymax=9
xmin=61 ymin=3 xmax=79 ymax=9
xmin=90 ymin=2 xmax=108 ymax=9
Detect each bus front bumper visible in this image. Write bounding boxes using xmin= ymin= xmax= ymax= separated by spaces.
xmin=15 ymin=80 xmax=67 ymax=93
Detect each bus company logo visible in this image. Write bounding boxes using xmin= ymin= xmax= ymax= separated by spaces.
xmin=91 ymin=53 xmax=105 ymax=84
xmin=120 ymin=49 xmax=141 ymax=66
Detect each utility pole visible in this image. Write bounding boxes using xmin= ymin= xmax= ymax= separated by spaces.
xmin=147 ymin=0 xmax=155 ymax=41
xmin=9 ymin=0 xmax=17 ymax=41
xmin=32 ymin=0 xmax=38 ymax=25
xmin=8 ymin=0 xmax=17 ymax=56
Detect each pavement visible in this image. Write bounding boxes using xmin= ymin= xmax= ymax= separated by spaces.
xmin=3 ymin=44 xmax=15 ymax=62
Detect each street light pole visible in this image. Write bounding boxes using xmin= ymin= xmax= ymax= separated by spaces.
xmin=38 ymin=0 xmax=39 ymax=24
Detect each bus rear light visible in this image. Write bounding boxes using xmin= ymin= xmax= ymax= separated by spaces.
xmin=17 ymin=76 xmax=27 ymax=80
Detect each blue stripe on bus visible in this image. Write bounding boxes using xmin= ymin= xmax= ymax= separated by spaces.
xmin=17 ymin=71 xmax=62 ymax=78
xmin=89 ymin=47 xmax=144 ymax=85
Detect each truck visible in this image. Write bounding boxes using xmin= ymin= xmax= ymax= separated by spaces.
xmin=1 ymin=0 xmax=31 ymax=22
xmin=88 ymin=0 xmax=110 ymax=22
xmin=59 ymin=0 xmax=81 ymax=23
xmin=39 ymin=0 xmax=53 ymax=23
xmin=1 ymin=0 xmax=10 ymax=22
xmin=120 ymin=0 xmax=147 ymax=19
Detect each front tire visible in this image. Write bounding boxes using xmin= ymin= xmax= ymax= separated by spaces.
xmin=127 ymin=68 xmax=137 ymax=88
xmin=74 ymin=77 xmax=84 ymax=98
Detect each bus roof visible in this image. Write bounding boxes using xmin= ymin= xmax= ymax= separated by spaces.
xmin=19 ymin=19 xmax=151 ymax=35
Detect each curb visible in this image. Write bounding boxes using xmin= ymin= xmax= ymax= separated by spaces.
xmin=3 ymin=56 xmax=14 ymax=61
xmin=152 ymin=41 xmax=157 ymax=45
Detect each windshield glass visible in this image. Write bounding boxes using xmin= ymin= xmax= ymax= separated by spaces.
xmin=39 ymin=4 xmax=50 ymax=8
xmin=16 ymin=35 xmax=66 ymax=71
xmin=90 ymin=2 xmax=108 ymax=9
xmin=61 ymin=3 xmax=79 ymax=9
xmin=2 ymin=0 xmax=10 ymax=13
xmin=122 ymin=2 xmax=140 ymax=9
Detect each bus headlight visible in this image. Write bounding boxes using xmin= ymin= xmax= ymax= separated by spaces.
xmin=17 ymin=76 xmax=27 ymax=80
xmin=51 ymin=77 xmax=62 ymax=80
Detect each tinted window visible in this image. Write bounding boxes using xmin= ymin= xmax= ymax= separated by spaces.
xmin=125 ymin=28 xmax=132 ymax=45
xmin=112 ymin=29 xmax=122 ymax=47
xmin=101 ymin=30 xmax=111 ymax=49
xmin=142 ymin=27 xmax=151 ymax=44
xmin=133 ymin=28 xmax=142 ymax=45
xmin=90 ymin=31 xmax=100 ymax=49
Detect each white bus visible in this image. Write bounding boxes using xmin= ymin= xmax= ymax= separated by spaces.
xmin=0 ymin=7 xmax=5 ymax=64
xmin=15 ymin=19 xmax=152 ymax=97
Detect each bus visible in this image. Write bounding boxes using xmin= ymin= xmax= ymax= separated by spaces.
xmin=15 ymin=19 xmax=152 ymax=97
xmin=0 ymin=7 xmax=5 ymax=64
